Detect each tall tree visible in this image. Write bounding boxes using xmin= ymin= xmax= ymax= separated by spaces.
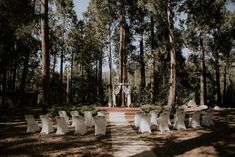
xmin=67 ymin=16 xmax=79 ymax=103
xmin=137 ymin=0 xmax=169 ymax=104
xmin=150 ymin=16 xmax=157 ymax=103
xmin=86 ymin=0 xmax=117 ymax=103
xmin=41 ymin=0 xmax=50 ymax=108
xmin=108 ymin=22 xmax=113 ymax=105
xmin=199 ymin=31 xmax=206 ymax=106
xmin=56 ymin=0 xmax=75 ymax=103
xmin=212 ymin=11 xmax=234 ymax=106
xmin=0 ymin=0 xmax=36 ymax=106
xmin=167 ymin=0 xmax=176 ymax=109
xmin=128 ymin=0 xmax=148 ymax=100
xmin=119 ymin=0 xmax=127 ymax=107
xmin=179 ymin=0 xmax=228 ymax=106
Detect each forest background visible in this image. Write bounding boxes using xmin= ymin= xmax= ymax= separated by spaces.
xmin=0 ymin=0 xmax=235 ymax=109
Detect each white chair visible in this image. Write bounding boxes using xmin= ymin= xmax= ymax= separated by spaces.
xmin=84 ymin=111 xmax=95 ymax=127
xmin=40 ymin=115 xmax=54 ymax=134
xmin=97 ymin=111 xmax=107 ymax=124
xmin=55 ymin=116 xmax=69 ymax=135
xmin=150 ymin=111 xmax=158 ymax=126
xmin=59 ymin=110 xmax=70 ymax=125
xmin=97 ymin=111 xmax=105 ymax=117
xmin=139 ymin=113 xmax=151 ymax=133
xmin=157 ymin=112 xmax=171 ymax=132
xmin=94 ymin=116 xmax=106 ymax=136
xmin=189 ymin=111 xmax=201 ymax=128
xmin=202 ymin=110 xmax=214 ymax=127
xmin=25 ymin=115 xmax=40 ymax=133
xmin=74 ymin=116 xmax=87 ymax=135
xmin=173 ymin=109 xmax=186 ymax=130
xmin=187 ymin=99 xmax=197 ymax=108
xmin=134 ymin=112 xmax=142 ymax=128
xmin=214 ymin=106 xmax=220 ymax=111
xmin=70 ymin=111 xmax=80 ymax=127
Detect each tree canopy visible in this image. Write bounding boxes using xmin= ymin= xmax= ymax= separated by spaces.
xmin=0 ymin=0 xmax=235 ymax=109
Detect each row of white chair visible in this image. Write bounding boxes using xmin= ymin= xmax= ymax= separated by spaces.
xmin=135 ymin=111 xmax=172 ymax=133
xmin=25 ymin=111 xmax=106 ymax=136
xmin=134 ymin=109 xmax=214 ymax=133
xmin=58 ymin=110 xmax=105 ymax=128
xmin=58 ymin=110 xmax=92 ymax=127
xmin=189 ymin=110 xmax=214 ymax=128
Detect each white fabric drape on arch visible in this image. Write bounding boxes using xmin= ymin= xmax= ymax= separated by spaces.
xmin=112 ymin=84 xmax=131 ymax=107
xmin=122 ymin=86 xmax=131 ymax=107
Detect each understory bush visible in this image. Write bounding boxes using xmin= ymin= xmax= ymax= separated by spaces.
xmin=47 ymin=104 xmax=99 ymax=117
xmin=140 ymin=104 xmax=162 ymax=113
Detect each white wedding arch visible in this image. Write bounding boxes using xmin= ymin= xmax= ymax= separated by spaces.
xmin=112 ymin=83 xmax=131 ymax=107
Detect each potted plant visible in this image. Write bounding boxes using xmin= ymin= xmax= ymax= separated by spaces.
xmin=140 ymin=104 xmax=162 ymax=114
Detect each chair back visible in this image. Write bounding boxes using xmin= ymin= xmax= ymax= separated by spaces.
xmin=74 ymin=115 xmax=87 ymax=135
xmin=70 ymin=111 xmax=79 ymax=116
xmin=150 ymin=111 xmax=158 ymax=126
xmin=189 ymin=111 xmax=201 ymax=128
xmin=25 ymin=115 xmax=37 ymax=125
xmin=134 ymin=112 xmax=142 ymax=127
xmin=174 ymin=110 xmax=186 ymax=130
xmin=40 ymin=115 xmax=54 ymax=134
xmin=139 ymin=113 xmax=151 ymax=133
xmin=25 ymin=115 xmax=40 ymax=133
xmin=55 ymin=116 xmax=69 ymax=135
xmin=70 ymin=111 xmax=79 ymax=127
xmin=84 ymin=111 xmax=94 ymax=127
xmin=94 ymin=116 xmax=106 ymax=136
xmin=157 ymin=112 xmax=170 ymax=132
xmin=59 ymin=110 xmax=70 ymax=125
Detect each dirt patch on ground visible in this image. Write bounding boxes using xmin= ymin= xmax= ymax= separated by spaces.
xmin=0 ymin=107 xmax=112 ymax=157
xmin=0 ymin=107 xmax=235 ymax=157
xmin=129 ymin=109 xmax=235 ymax=157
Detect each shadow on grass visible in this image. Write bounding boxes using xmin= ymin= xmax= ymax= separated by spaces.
xmin=0 ymin=107 xmax=113 ymax=157
xmin=150 ymin=126 xmax=235 ymax=157
xmin=1 ymin=107 xmax=234 ymax=157
xmin=0 ymin=125 xmax=113 ymax=156
xmin=133 ymin=109 xmax=235 ymax=157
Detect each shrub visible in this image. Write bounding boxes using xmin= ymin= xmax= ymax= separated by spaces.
xmin=140 ymin=104 xmax=162 ymax=113
xmin=47 ymin=104 xmax=99 ymax=118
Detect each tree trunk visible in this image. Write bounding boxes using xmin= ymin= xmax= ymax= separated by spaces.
xmin=81 ymin=26 xmax=84 ymax=77
xmin=81 ymin=45 xmax=84 ymax=77
xmin=40 ymin=0 xmax=50 ymax=109
xmin=108 ymin=23 xmax=113 ymax=105
xmin=70 ymin=49 xmax=74 ymax=103
xmin=60 ymin=18 xmax=65 ymax=104
xmin=66 ymin=68 xmax=70 ymax=103
xmin=60 ymin=49 xmax=64 ymax=103
xmin=51 ymin=54 xmax=56 ymax=104
xmin=140 ymin=29 xmax=145 ymax=91
xmin=167 ymin=0 xmax=176 ymax=109
xmin=2 ymin=68 xmax=7 ymax=106
xmin=20 ymin=49 xmax=30 ymax=91
xmin=215 ymin=50 xmax=221 ymax=106
xmin=98 ymin=46 xmax=103 ymax=101
xmin=199 ymin=32 xmax=206 ymax=106
xmin=150 ymin=16 xmax=156 ymax=103
xmin=11 ymin=58 xmax=17 ymax=90
xmin=119 ymin=0 xmax=126 ymax=107
xmin=95 ymin=58 xmax=99 ymax=101
xmin=52 ymin=54 xmax=56 ymax=78
xmin=223 ymin=55 xmax=229 ymax=106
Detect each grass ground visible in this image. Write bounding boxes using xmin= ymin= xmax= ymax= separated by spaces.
xmin=129 ymin=109 xmax=235 ymax=157
xmin=0 ymin=107 xmax=234 ymax=157
xmin=0 ymin=107 xmax=112 ymax=157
